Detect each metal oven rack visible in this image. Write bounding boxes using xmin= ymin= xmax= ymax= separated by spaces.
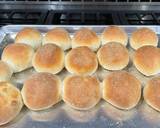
xmin=0 ymin=0 xmax=160 ymax=25
xmin=0 ymin=0 xmax=160 ymax=4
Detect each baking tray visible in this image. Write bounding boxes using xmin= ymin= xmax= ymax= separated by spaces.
xmin=0 ymin=25 xmax=160 ymax=128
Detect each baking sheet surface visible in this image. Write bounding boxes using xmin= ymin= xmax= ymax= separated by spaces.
xmin=0 ymin=25 xmax=160 ymax=128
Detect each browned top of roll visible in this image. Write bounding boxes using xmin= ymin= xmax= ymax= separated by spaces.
xmin=15 ymin=27 xmax=41 ymax=41
xmin=103 ymin=71 xmax=141 ymax=109
xmin=63 ymin=75 xmax=101 ymax=110
xmin=72 ymin=28 xmax=100 ymax=51
xmin=0 ymin=82 xmax=23 ymax=125
xmin=65 ymin=46 xmax=98 ymax=75
xmin=133 ymin=45 xmax=160 ymax=76
xmin=73 ymin=28 xmax=98 ymax=45
xmin=33 ymin=44 xmax=64 ymax=69
xmin=130 ymin=27 xmax=158 ymax=50
xmin=15 ymin=27 xmax=42 ymax=49
xmin=97 ymin=42 xmax=129 ymax=70
xmin=43 ymin=28 xmax=71 ymax=50
xmin=2 ymin=43 xmax=34 ymax=73
xmin=22 ymin=72 xmax=60 ymax=110
xmin=101 ymin=26 xmax=128 ymax=45
xmin=144 ymin=76 xmax=160 ymax=111
xmin=44 ymin=28 xmax=69 ymax=41
xmin=2 ymin=43 xmax=32 ymax=63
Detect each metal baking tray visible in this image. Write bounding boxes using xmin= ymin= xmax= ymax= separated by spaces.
xmin=0 ymin=25 xmax=160 ymax=128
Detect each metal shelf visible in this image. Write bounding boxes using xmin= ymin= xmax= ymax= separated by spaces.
xmin=0 ymin=0 xmax=160 ymax=5
xmin=1 ymin=9 xmax=160 ymax=26
xmin=45 ymin=11 xmax=119 ymax=25
xmin=0 ymin=0 xmax=159 ymax=2
xmin=0 ymin=10 xmax=48 ymax=26
xmin=0 ymin=0 xmax=160 ymax=25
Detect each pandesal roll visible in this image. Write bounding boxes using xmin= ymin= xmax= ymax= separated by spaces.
xmin=72 ymin=28 xmax=100 ymax=51
xmin=103 ymin=71 xmax=141 ymax=110
xmin=2 ymin=43 xmax=34 ymax=73
xmin=32 ymin=44 xmax=64 ymax=74
xmin=21 ymin=72 xmax=61 ymax=111
xmin=130 ymin=27 xmax=158 ymax=50
xmin=63 ymin=75 xmax=101 ymax=110
xmin=144 ymin=76 xmax=160 ymax=112
xmin=101 ymin=26 xmax=128 ymax=46
xmin=15 ymin=27 xmax=42 ymax=50
xmin=97 ymin=42 xmax=129 ymax=70
xmin=0 ymin=82 xmax=23 ymax=125
xmin=43 ymin=28 xmax=71 ymax=51
xmin=65 ymin=46 xmax=98 ymax=75
xmin=133 ymin=45 xmax=160 ymax=76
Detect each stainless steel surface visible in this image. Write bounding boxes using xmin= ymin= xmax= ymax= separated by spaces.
xmin=2 ymin=10 xmax=160 ymax=26
xmin=0 ymin=25 xmax=160 ymax=128
xmin=1 ymin=5 xmax=160 ymax=11
xmin=1 ymin=0 xmax=160 ymax=11
xmin=0 ymin=0 xmax=160 ymax=5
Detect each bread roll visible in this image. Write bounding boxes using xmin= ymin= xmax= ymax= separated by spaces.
xmin=65 ymin=46 xmax=98 ymax=75
xmin=97 ymin=42 xmax=129 ymax=70
xmin=63 ymin=75 xmax=101 ymax=110
xmin=21 ymin=72 xmax=61 ymax=111
xmin=101 ymin=26 xmax=128 ymax=46
xmin=15 ymin=27 xmax=42 ymax=49
xmin=0 ymin=61 xmax=13 ymax=82
xmin=103 ymin=71 xmax=141 ymax=110
xmin=133 ymin=46 xmax=160 ymax=76
xmin=43 ymin=28 xmax=71 ymax=50
xmin=130 ymin=27 xmax=158 ymax=50
xmin=2 ymin=43 xmax=34 ymax=73
xmin=0 ymin=82 xmax=23 ymax=125
xmin=72 ymin=28 xmax=100 ymax=51
xmin=144 ymin=76 xmax=160 ymax=112
xmin=32 ymin=44 xmax=64 ymax=74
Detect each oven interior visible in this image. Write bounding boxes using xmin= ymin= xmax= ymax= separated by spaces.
xmin=0 ymin=0 xmax=160 ymax=26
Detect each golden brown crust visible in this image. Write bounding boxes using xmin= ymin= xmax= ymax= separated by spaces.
xmin=65 ymin=46 xmax=98 ymax=75
xmin=133 ymin=46 xmax=160 ymax=76
xmin=97 ymin=42 xmax=129 ymax=70
xmin=15 ymin=27 xmax=42 ymax=49
xmin=144 ymin=77 xmax=160 ymax=112
xmin=43 ymin=28 xmax=71 ymax=50
xmin=21 ymin=72 xmax=61 ymax=111
xmin=32 ymin=44 xmax=64 ymax=74
xmin=63 ymin=75 xmax=101 ymax=110
xmin=72 ymin=28 xmax=100 ymax=51
xmin=0 ymin=82 xmax=23 ymax=125
xmin=2 ymin=43 xmax=34 ymax=73
xmin=101 ymin=26 xmax=128 ymax=46
xmin=130 ymin=27 xmax=158 ymax=50
xmin=103 ymin=71 xmax=141 ymax=110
